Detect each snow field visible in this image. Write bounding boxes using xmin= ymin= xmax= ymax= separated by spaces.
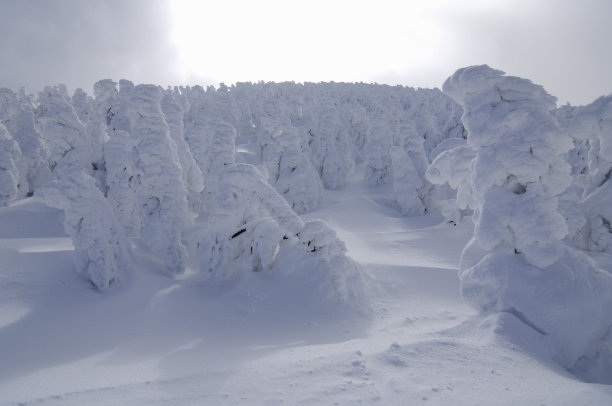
xmin=2 ymin=181 xmax=612 ymax=405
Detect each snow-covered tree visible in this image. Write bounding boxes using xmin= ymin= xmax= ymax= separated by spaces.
xmin=275 ymin=142 xmax=323 ymax=214
xmin=93 ymin=79 xmax=133 ymax=136
xmin=161 ymin=91 xmax=204 ymax=214
xmin=35 ymin=159 xmax=132 ymax=291
xmin=0 ymin=123 xmax=21 ymax=206
xmin=199 ymin=119 xmax=238 ymax=210
xmin=72 ymin=88 xmax=107 ymax=189
xmin=187 ymin=162 xmax=368 ymax=310
xmin=295 ymin=219 xmax=369 ymax=308
xmin=128 ymin=85 xmax=193 ymax=274
xmin=36 ymin=85 xmax=94 ymax=173
xmin=443 ymin=65 xmax=573 ymax=269
xmin=189 ymin=163 xmax=303 ymax=279
xmin=390 ymin=146 xmax=425 ymax=216
xmin=103 ymin=129 xmax=140 ymax=237
xmin=363 ymin=118 xmax=394 ymax=185
xmin=0 ymin=88 xmax=51 ymax=197
xmin=105 ymin=84 xmax=192 ymax=274
xmin=307 ymin=102 xmax=355 ymax=190
xmin=442 ymin=65 xmax=612 ymax=379
xmin=563 ymin=96 xmax=612 ymax=251
xmin=426 ymin=139 xmax=476 ymax=223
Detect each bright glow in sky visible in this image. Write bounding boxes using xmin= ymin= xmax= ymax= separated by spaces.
xmin=166 ymin=0 xmax=612 ymax=105
xmin=168 ymin=0 xmax=446 ymax=85
xmin=0 ymin=0 xmax=610 ymax=105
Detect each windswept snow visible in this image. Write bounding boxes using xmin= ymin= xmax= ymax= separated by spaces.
xmin=1 ymin=179 xmax=612 ymax=405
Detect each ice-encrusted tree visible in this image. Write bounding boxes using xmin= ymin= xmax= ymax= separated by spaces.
xmin=275 ymin=141 xmax=323 ymax=214
xmin=0 ymin=88 xmax=51 ymax=197
xmin=187 ymin=163 xmax=368 ymax=309
xmin=103 ymin=129 xmax=140 ymax=237
xmin=564 ymin=95 xmax=612 ymax=251
xmin=36 ymin=159 xmax=132 ymax=291
xmin=307 ymin=102 xmax=355 ymax=190
xmin=390 ymin=146 xmax=425 ymax=216
xmin=161 ymin=91 xmax=204 ymax=214
xmin=71 ymin=88 xmax=107 ymax=188
xmin=198 ymin=119 xmax=238 ymax=210
xmin=36 ymin=85 xmax=95 ymax=173
xmin=0 ymin=123 xmax=21 ymax=206
xmin=129 ymin=84 xmax=192 ymax=273
xmin=363 ymin=117 xmax=394 ymax=185
xmin=426 ymin=138 xmax=476 ymax=223
xmin=255 ymin=94 xmax=294 ymax=182
xmin=443 ymin=65 xmax=573 ymax=269
xmin=190 ymin=163 xmax=304 ymax=279
xmin=105 ymin=84 xmax=193 ymax=274
xmin=442 ymin=65 xmax=612 ymax=380
xmin=93 ymin=79 xmax=133 ymax=135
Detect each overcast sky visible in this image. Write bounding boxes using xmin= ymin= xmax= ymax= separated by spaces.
xmin=0 ymin=0 xmax=610 ymax=105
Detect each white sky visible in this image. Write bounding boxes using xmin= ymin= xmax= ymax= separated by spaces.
xmin=0 ymin=0 xmax=610 ymax=105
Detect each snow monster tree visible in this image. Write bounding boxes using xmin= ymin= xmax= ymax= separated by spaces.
xmin=442 ymin=65 xmax=612 ymax=383
xmin=0 ymin=123 xmax=21 ymax=206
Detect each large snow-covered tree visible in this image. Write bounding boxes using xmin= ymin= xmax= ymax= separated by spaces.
xmin=441 ymin=65 xmax=612 ymax=380
xmin=36 ymin=159 xmax=132 ymax=291
xmin=105 ymin=84 xmax=193 ymax=274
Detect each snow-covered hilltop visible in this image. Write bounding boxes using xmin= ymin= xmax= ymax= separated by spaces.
xmin=1 ymin=66 xmax=612 ymax=403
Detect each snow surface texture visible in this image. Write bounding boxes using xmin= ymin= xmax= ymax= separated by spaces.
xmin=1 ymin=182 xmax=612 ymax=405
xmin=1 ymin=69 xmax=612 ymax=403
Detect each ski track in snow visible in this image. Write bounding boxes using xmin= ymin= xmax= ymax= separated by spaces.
xmin=1 ymin=183 xmax=612 ymax=405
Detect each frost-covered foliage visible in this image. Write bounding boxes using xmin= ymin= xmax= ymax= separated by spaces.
xmin=103 ymin=129 xmax=140 ymax=236
xmin=440 ymin=65 xmax=612 ymax=382
xmin=93 ymin=79 xmax=132 ymax=135
xmin=0 ymin=123 xmax=21 ymax=206
xmin=35 ymin=160 xmax=132 ymax=291
xmin=186 ymin=163 xmax=368 ymax=309
xmin=0 ymin=88 xmax=51 ymax=197
xmin=443 ymin=65 xmax=572 ymax=268
xmin=390 ymin=146 xmax=424 ymax=216
xmin=71 ymin=88 xmax=106 ymax=188
xmin=295 ymin=219 xmax=369 ymax=308
xmin=558 ymin=96 xmax=612 ymax=251
xmin=118 ymin=84 xmax=193 ymax=274
xmin=189 ymin=163 xmax=304 ymax=279
xmin=276 ymin=141 xmax=323 ymax=214
xmin=160 ymin=91 xmax=204 ymax=214
xmin=426 ymin=138 xmax=476 ymax=223
xmin=36 ymin=85 xmax=96 ymax=173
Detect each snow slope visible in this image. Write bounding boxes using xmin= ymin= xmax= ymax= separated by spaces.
xmin=2 ymin=178 xmax=612 ymax=405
